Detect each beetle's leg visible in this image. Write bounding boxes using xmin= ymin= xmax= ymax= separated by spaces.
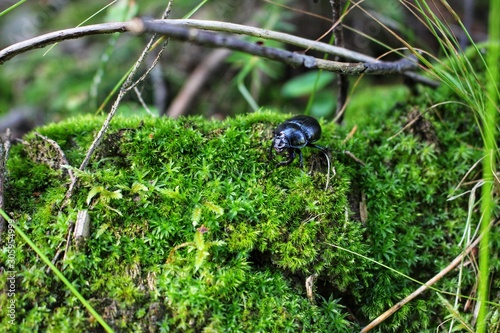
xmin=288 ymin=149 xmax=297 ymax=165
xmin=308 ymin=143 xmax=327 ymax=152
xmin=297 ymin=149 xmax=304 ymax=168
xmin=275 ymin=148 xmax=295 ymax=167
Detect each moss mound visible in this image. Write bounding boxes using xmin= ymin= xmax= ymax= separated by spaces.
xmin=0 ymin=98 xmax=491 ymax=332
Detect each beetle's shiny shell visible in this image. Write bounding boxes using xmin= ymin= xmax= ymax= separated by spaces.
xmin=270 ymin=115 xmax=323 ymax=167
xmin=279 ymin=115 xmax=321 ymax=143
xmin=273 ymin=115 xmax=321 ymax=151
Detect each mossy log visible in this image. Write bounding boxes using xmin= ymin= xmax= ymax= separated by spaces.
xmin=1 ymin=105 xmax=487 ymax=332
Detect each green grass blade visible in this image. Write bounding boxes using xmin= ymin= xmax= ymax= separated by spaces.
xmin=183 ymin=0 xmax=210 ymax=19
xmin=0 ymin=209 xmax=115 ymax=333
xmin=477 ymin=0 xmax=500 ymax=330
xmin=0 ymin=0 xmax=28 ymax=17
xmin=42 ymin=0 xmax=119 ymax=57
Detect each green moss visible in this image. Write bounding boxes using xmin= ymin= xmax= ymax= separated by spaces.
xmin=1 ymin=101 xmax=496 ymax=332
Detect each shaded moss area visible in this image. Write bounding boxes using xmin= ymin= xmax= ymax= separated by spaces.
xmin=0 ymin=100 xmax=495 ymax=331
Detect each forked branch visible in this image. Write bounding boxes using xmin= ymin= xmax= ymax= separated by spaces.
xmin=0 ymin=18 xmax=439 ymax=86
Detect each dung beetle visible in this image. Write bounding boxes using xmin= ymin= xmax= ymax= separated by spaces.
xmin=270 ymin=115 xmax=325 ymax=168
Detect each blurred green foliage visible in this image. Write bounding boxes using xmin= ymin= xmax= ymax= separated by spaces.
xmin=0 ymin=0 xmax=425 ymax=122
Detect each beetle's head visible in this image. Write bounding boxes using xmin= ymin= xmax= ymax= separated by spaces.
xmin=272 ymin=132 xmax=289 ymax=154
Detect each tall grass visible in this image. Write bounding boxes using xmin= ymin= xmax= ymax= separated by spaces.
xmin=405 ymin=1 xmax=499 ymax=331
xmin=351 ymin=0 xmax=499 ymax=330
xmin=0 ymin=0 xmax=28 ymax=17
xmin=478 ymin=0 xmax=499 ymax=331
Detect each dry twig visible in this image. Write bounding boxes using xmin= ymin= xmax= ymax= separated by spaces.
xmin=128 ymin=18 xmax=421 ymax=76
xmin=166 ymin=48 xmax=230 ymax=117
xmin=34 ymin=132 xmax=76 ymax=183
xmin=330 ymin=0 xmax=349 ymax=122
xmin=360 ymin=220 xmax=495 ymax=332
xmin=0 ymin=22 xmax=127 ymax=64
xmin=0 ymin=18 xmax=439 ymax=86
xmin=306 ymin=273 xmax=318 ymax=304
xmin=60 ymin=2 xmax=174 ymax=210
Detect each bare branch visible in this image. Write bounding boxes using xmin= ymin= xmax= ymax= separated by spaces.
xmin=61 ymin=3 xmax=174 ymax=210
xmin=363 ymin=55 xmax=419 ymax=74
xmin=163 ymin=18 xmax=375 ymax=63
xmin=127 ymin=19 xmax=322 ymax=70
xmin=330 ymin=0 xmax=349 ymax=122
xmin=127 ymin=18 xmax=422 ymax=76
xmin=0 ymin=22 xmax=127 ymax=64
xmin=34 ymin=132 xmax=76 ymax=183
xmin=166 ymin=48 xmax=231 ymax=118
xmin=0 ymin=18 xmax=439 ymax=86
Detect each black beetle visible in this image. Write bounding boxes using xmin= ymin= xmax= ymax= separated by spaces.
xmin=270 ymin=115 xmax=325 ymax=167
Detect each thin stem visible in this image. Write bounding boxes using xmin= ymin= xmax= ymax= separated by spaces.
xmin=0 ymin=209 xmax=114 ymax=333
